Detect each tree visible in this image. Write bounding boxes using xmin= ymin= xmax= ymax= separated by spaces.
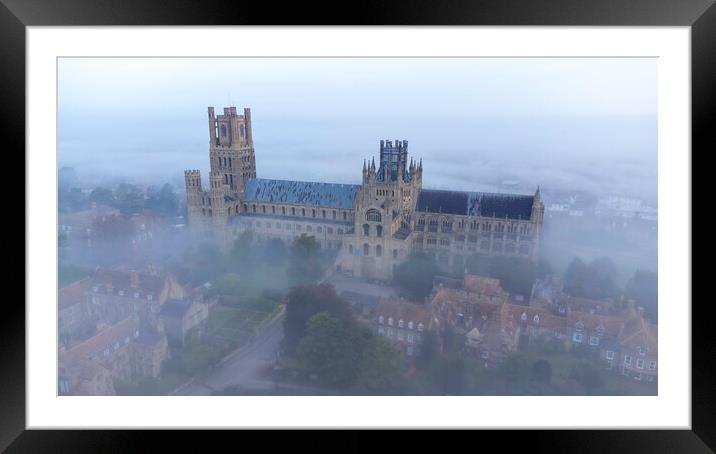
xmin=498 ymin=352 xmax=532 ymax=385
xmin=89 ymin=187 xmax=115 ymax=207
xmin=393 ymin=252 xmax=439 ymax=300
xmin=146 ymin=183 xmax=178 ymax=216
xmin=569 ymin=361 xmax=605 ymax=395
xmin=563 ymin=257 xmax=589 ymax=297
xmin=288 ymin=234 xmax=323 ymax=283
xmin=416 ymin=331 xmax=439 ymax=370
xmin=625 ymin=269 xmax=658 ymax=322
xmin=355 ymin=336 xmax=403 ymax=393
xmin=115 ymin=183 xmax=145 ymax=215
xmin=465 ymin=255 xmax=542 ymax=298
xmin=262 ymin=238 xmax=288 ymax=266
xmin=530 ymin=359 xmax=552 ymax=384
xmin=564 ymin=257 xmax=619 ymax=300
xmin=282 ymin=283 xmax=352 ymax=354
xmin=297 ymin=312 xmax=362 ymax=388
xmin=435 ymin=356 xmax=469 ymax=395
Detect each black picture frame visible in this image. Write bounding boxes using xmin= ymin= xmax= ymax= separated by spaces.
xmin=5 ymin=0 xmax=711 ymax=450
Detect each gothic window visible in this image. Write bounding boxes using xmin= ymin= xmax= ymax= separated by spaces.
xmin=282 ymin=207 xmax=286 ymax=215
xmin=332 ymin=210 xmax=337 ymax=220
xmin=252 ymin=204 xmax=256 ymax=213
xmin=376 ymin=225 xmax=383 ymax=237
xmin=343 ymin=212 xmax=347 ymax=221
xmin=441 ymin=220 xmax=453 ymax=232
xmin=322 ymin=210 xmax=326 ymax=219
xmin=291 ymin=207 xmax=296 ymax=216
xmin=416 ymin=218 xmax=425 ymax=231
xmin=363 ymin=244 xmax=370 ymax=256
xmin=366 ymin=209 xmax=382 ymax=222
xmin=272 ymin=206 xmax=276 ymax=214
xmin=262 ymin=206 xmax=266 ymax=214
xmin=426 ymin=237 xmax=437 ymax=246
xmin=228 ymin=157 xmax=232 ymax=168
xmin=312 ymin=209 xmax=316 ymax=218
xmin=221 ymin=125 xmax=227 ymax=137
xmin=363 ymin=224 xmax=370 ymax=236
xmin=240 ymin=124 xmax=245 ymax=138
xmin=482 ymin=222 xmax=491 ymax=232
xmin=302 ymin=208 xmax=306 ymax=216
xmin=428 ymin=218 xmax=438 ymax=232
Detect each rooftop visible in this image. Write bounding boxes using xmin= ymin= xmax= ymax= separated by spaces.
xmin=243 ymin=178 xmax=360 ymax=210
xmin=416 ymin=189 xmax=534 ymax=220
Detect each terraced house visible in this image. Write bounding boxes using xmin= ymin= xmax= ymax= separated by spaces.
xmin=185 ymin=106 xmax=545 ymax=280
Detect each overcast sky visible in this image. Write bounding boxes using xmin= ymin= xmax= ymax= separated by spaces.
xmin=58 ymin=57 xmax=657 ymax=199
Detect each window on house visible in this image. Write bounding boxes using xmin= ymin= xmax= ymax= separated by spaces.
xmin=378 ymin=316 xmax=384 ymax=324
xmin=624 ymin=355 xmax=632 ymax=366
xmin=398 ymin=319 xmax=404 ymax=328
xmin=649 ymin=361 xmax=657 ymax=370
xmin=606 ymin=350 xmax=615 ymax=360
xmin=407 ymin=334 xmax=414 ymax=343
xmin=572 ymin=332 xmax=583 ymax=343
xmin=408 ymin=321 xmax=414 ymax=330
xmin=417 ymin=323 xmax=424 ymax=331
xmin=589 ymin=336 xmax=599 ymax=346
xmin=636 ymin=359 xmax=645 ymax=369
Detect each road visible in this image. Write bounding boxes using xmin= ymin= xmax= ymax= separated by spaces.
xmin=174 ymin=311 xmax=285 ymax=395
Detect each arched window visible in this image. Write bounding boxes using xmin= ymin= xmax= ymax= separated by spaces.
xmin=243 ymin=203 xmax=248 ymax=212
xmin=252 ymin=204 xmax=256 ymax=213
xmin=428 ymin=218 xmax=438 ymax=232
xmin=366 ymin=209 xmax=382 ymax=222
xmin=363 ymin=224 xmax=370 ymax=236
xmin=376 ymin=245 xmax=383 ymax=257
xmin=220 ymin=125 xmax=227 ymax=137
xmin=376 ymin=225 xmax=383 ymax=237
xmin=363 ymin=244 xmax=370 ymax=256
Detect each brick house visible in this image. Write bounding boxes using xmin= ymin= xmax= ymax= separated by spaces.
xmin=374 ymin=299 xmax=433 ymax=358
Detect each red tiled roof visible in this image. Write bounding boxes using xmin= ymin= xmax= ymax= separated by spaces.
xmin=91 ymin=268 xmax=165 ymax=298
xmin=568 ymin=312 xmax=624 ymax=337
xmin=60 ymin=317 xmax=135 ymax=366
xmin=619 ymin=316 xmax=658 ymax=352
xmin=376 ymin=299 xmax=432 ymax=328
xmin=59 ymin=278 xmax=90 ymax=309
xmin=464 ymin=274 xmax=504 ymax=296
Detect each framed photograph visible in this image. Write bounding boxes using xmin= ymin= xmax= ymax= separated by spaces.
xmin=7 ymin=0 xmax=712 ymax=449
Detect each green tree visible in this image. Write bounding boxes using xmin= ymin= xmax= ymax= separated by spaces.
xmin=416 ymin=331 xmax=439 ymax=370
xmin=289 ymin=234 xmax=323 ymax=283
xmin=563 ymin=257 xmax=589 ymax=297
xmin=262 ymin=238 xmax=288 ymax=265
xmin=625 ymin=269 xmax=658 ymax=322
xmin=569 ymin=361 xmax=605 ymax=395
xmin=89 ymin=187 xmax=115 ymax=207
xmin=355 ymin=336 xmax=402 ymax=393
xmin=297 ymin=312 xmax=362 ymax=387
xmin=282 ymin=283 xmax=352 ymax=354
xmin=115 ymin=183 xmax=146 ymax=215
xmin=393 ymin=252 xmax=439 ymax=300
xmin=530 ymin=359 xmax=552 ymax=384
xmin=499 ymin=352 xmax=532 ymax=385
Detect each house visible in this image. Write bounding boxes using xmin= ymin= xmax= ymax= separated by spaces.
xmin=59 ymin=278 xmax=93 ymax=347
xmin=617 ymin=310 xmax=658 ymax=384
xmin=374 ymin=299 xmax=433 ymax=358
xmin=159 ymin=298 xmax=209 ymax=345
xmin=58 ymin=316 xmax=169 ymax=395
xmin=339 ymin=290 xmax=381 ymax=319
xmin=85 ymin=268 xmax=185 ymax=328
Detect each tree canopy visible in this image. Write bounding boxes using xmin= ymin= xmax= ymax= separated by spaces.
xmin=393 ymin=252 xmax=439 ymax=300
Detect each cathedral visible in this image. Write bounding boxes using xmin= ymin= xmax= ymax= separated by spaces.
xmin=184 ymin=106 xmax=544 ymax=279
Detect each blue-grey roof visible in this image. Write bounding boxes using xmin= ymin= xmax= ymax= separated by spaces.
xmin=243 ymin=178 xmax=360 ymax=210
xmin=416 ymin=189 xmax=534 ymax=220
xmin=231 ymin=212 xmax=352 ymax=226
